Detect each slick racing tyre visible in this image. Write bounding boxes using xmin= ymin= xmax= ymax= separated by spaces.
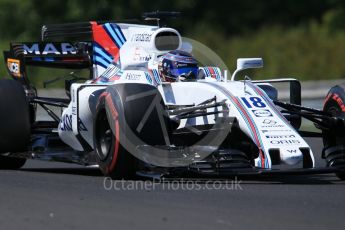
xmin=0 ymin=79 xmax=30 ymax=169
xmin=323 ymin=84 xmax=345 ymax=180
xmin=93 ymin=83 xmax=171 ymax=179
xmin=0 ymin=156 xmax=26 ymax=169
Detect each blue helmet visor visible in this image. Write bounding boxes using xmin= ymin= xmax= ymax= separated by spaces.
xmin=171 ymin=66 xmax=198 ymax=79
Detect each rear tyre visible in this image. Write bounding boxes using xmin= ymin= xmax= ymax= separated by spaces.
xmin=323 ymin=84 xmax=345 ymax=180
xmin=0 ymin=79 xmax=29 ymax=169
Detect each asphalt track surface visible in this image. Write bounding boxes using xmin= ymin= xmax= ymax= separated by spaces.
xmin=0 ymin=138 xmax=344 ymax=230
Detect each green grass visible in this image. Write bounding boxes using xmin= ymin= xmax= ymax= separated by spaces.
xmin=190 ymin=24 xmax=345 ymax=81
xmin=0 ymin=40 xmax=9 ymax=78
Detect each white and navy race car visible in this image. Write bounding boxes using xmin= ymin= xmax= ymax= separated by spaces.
xmin=1 ymin=12 xmax=344 ymax=180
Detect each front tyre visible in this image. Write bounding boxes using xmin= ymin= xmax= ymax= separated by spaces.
xmin=94 ymin=93 xmax=137 ymax=179
xmin=0 ymin=156 xmax=26 ymax=170
xmin=323 ymin=84 xmax=345 ymax=180
xmin=93 ymin=84 xmax=171 ymax=179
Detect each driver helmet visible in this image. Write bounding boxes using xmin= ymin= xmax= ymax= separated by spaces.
xmin=158 ymin=50 xmax=198 ymax=82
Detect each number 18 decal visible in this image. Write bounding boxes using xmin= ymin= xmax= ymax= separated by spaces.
xmin=241 ymin=97 xmax=266 ymax=108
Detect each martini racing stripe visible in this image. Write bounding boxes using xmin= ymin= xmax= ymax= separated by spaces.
xmin=145 ymin=72 xmax=153 ymax=85
xmin=101 ymin=65 xmax=122 ymax=79
xmin=203 ymin=67 xmax=210 ymax=77
xmin=91 ymin=22 xmax=123 ymax=64
xmin=94 ymin=45 xmax=113 ymax=63
xmin=202 ymin=67 xmax=222 ymax=81
xmin=234 ymin=99 xmax=266 ymax=167
xmin=207 ymin=67 xmax=221 ymax=81
xmin=214 ymin=68 xmax=222 ymax=80
xmin=224 ymin=91 xmax=267 ymax=168
xmin=93 ymin=42 xmax=114 ymax=69
xmin=94 ymin=56 xmax=110 ymax=69
xmin=231 ymin=95 xmax=268 ymax=168
xmin=112 ymin=24 xmax=126 ymax=44
xmin=203 ymin=67 xmax=213 ymax=79
xmin=245 ymin=81 xmax=316 ymax=167
xmin=202 ymin=82 xmax=269 ymax=168
xmin=151 ymin=69 xmax=161 ymax=85
xmin=104 ymin=23 xmax=124 ymax=48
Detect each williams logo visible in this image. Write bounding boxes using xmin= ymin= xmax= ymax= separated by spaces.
xmin=131 ymin=33 xmax=152 ymax=42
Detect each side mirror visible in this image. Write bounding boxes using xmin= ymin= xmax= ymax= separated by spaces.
xmin=231 ymin=58 xmax=263 ymax=81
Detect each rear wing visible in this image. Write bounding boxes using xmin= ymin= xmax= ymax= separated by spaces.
xmin=4 ymin=21 xmax=127 ymax=82
xmin=41 ymin=22 xmax=94 ymax=41
xmin=3 ymin=42 xmax=92 ymax=84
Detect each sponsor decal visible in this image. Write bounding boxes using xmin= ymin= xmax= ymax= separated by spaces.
xmin=133 ymin=47 xmax=152 ymax=62
xmin=260 ymin=119 xmax=285 ymax=128
xmin=261 ymin=124 xmax=285 ymax=128
xmin=262 ymin=129 xmax=291 ymax=133
xmin=270 ymin=140 xmax=300 ymax=145
xmin=60 ymin=114 xmax=72 ymax=131
xmin=60 ymin=114 xmax=87 ymax=131
xmin=125 ymin=73 xmax=141 ymax=80
xmin=7 ymin=58 xmax=20 ymax=77
xmin=287 ymin=149 xmax=297 ymax=153
xmin=139 ymin=55 xmax=151 ymax=61
xmin=262 ymin=119 xmax=277 ymax=125
xmin=265 ymin=134 xmax=295 ymax=139
xmin=134 ymin=54 xmax=152 ymax=62
xmin=23 ymin=43 xmax=77 ymax=55
xmin=145 ymin=72 xmax=153 ymax=85
xmin=131 ymin=33 xmax=152 ymax=42
xmin=252 ymin=109 xmax=273 ymax=117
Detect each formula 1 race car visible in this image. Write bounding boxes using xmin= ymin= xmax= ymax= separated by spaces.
xmin=0 ymin=12 xmax=344 ymax=180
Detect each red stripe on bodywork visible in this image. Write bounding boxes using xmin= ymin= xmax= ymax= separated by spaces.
xmin=232 ymin=96 xmax=265 ymax=168
xmin=91 ymin=22 xmax=120 ymax=62
xmin=208 ymin=67 xmax=216 ymax=79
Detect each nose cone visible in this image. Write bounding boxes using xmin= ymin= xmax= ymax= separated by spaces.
xmin=280 ymin=148 xmax=303 ymax=165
